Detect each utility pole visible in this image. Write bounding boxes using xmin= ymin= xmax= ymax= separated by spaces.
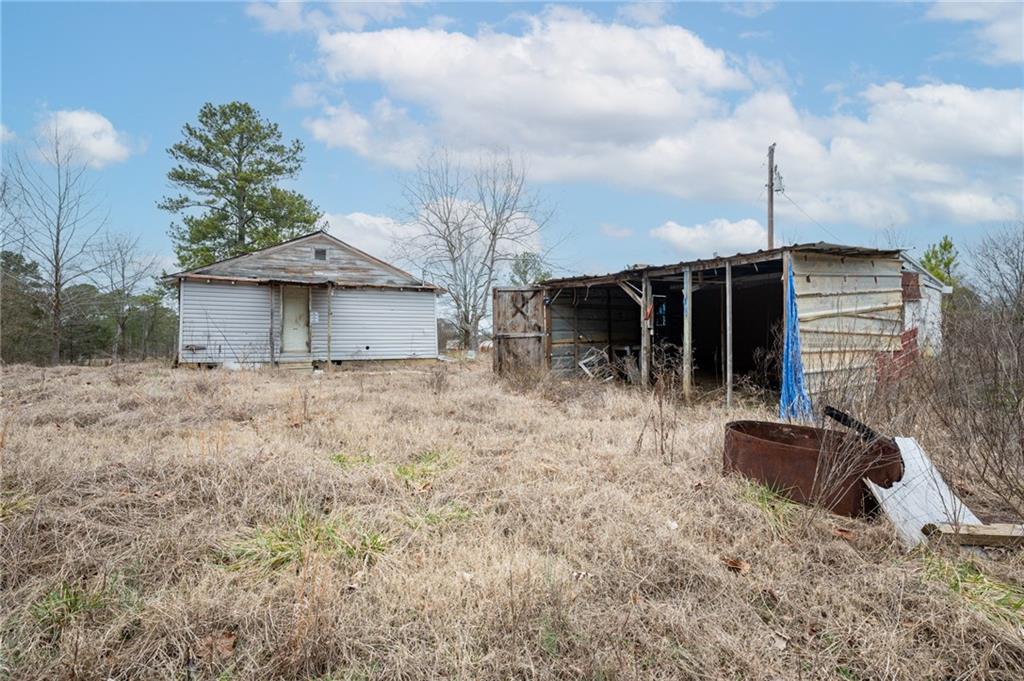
xmin=767 ymin=142 xmax=776 ymax=250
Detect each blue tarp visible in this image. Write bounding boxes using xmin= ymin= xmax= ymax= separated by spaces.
xmin=779 ymin=259 xmax=813 ymax=420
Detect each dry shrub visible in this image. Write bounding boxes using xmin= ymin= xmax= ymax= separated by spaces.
xmin=425 ymin=362 xmax=449 ymax=395
xmin=923 ymin=224 xmax=1024 ymax=519
xmin=1 ymin=360 xmax=1022 ymax=679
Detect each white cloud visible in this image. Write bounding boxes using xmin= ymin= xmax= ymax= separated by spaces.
xmin=324 ymin=211 xmax=416 ymax=260
xmin=616 ymin=2 xmax=670 ymax=27
xmin=0 ymin=124 xmax=14 ymax=143
xmin=723 ymin=3 xmax=776 ymax=19
xmin=288 ymin=82 xmax=326 ymax=108
xmin=37 ymin=110 xmax=135 ymax=168
xmin=927 ymin=2 xmax=1023 ymax=64
xmin=297 ymin=7 xmax=1022 ymax=227
xmin=427 ymin=14 xmax=456 ymax=30
xmin=304 ymin=99 xmax=428 ymax=168
xmin=247 ymin=1 xmax=408 ymax=33
xmin=912 ymin=189 xmax=1022 ymax=223
xmin=601 ymin=223 xmax=634 ymax=238
xmin=650 ymin=218 xmax=767 ymax=258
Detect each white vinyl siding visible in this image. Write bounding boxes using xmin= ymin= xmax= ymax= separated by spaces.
xmin=179 ymin=281 xmax=438 ymax=364
xmin=179 ymin=280 xmax=272 ymax=364
xmin=322 ymin=289 xmax=438 ymax=360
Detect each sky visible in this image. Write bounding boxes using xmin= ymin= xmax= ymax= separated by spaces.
xmin=2 ymin=1 xmax=1022 ymax=277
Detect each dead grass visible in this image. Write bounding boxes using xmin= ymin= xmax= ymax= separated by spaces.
xmin=1 ymin=361 xmax=1022 ymax=679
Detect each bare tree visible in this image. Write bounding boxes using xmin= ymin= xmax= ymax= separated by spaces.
xmin=925 ymin=221 xmax=1024 ymax=517
xmin=6 ymin=129 xmax=107 ymax=365
xmin=93 ymin=233 xmax=159 ymax=362
xmin=399 ymin=149 xmax=549 ymax=350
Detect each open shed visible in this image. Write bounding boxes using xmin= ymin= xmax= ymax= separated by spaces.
xmin=494 ymin=243 xmax=941 ymax=406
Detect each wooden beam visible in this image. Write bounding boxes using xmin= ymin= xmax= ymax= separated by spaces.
xmin=326 ymin=282 xmax=333 ymax=371
xmin=618 ymin=280 xmax=643 ymax=306
xmin=683 ymin=268 xmax=692 ymax=402
xmin=922 ymin=522 xmax=1024 ymax=548
xmin=725 ymin=261 xmax=733 ymax=408
xmin=573 ymin=291 xmax=580 ymax=369
xmin=640 ymin=273 xmax=651 ymax=385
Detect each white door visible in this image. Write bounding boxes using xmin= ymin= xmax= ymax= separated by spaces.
xmin=282 ymin=287 xmax=309 ymax=352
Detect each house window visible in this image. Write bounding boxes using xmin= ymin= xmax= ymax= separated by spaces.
xmin=314 ymin=248 xmax=327 ymax=261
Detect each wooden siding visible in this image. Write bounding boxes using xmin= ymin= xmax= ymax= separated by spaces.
xmin=548 ymin=286 xmax=639 ymax=375
xmin=492 ymin=288 xmax=547 ymax=375
xmin=186 ymin=233 xmax=425 ymax=287
xmin=791 ymin=252 xmax=903 ymax=393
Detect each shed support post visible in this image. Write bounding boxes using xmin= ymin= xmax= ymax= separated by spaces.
xmin=641 ymin=273 xmax=652 ymax=385
xmin=683 ymin=268 xmax=692 ymax=402
xmin=725 ymin=261 xmax=733 ymax=408
xmin=326 ymin=283 xmax=333 ymax=371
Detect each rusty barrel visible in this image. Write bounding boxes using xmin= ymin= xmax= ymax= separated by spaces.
xmin=723 ymin=420 xmax=903 ymax=517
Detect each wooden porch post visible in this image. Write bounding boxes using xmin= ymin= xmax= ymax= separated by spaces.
xmin=268 ymin=284 xmax=276 ymax=366
xmin=326 ymin=282 xmax=333 ymax=371
xmin=683 ymin=268 xmax=692 ymax=402
xmin=725 ymin=261 xmax=733 ymax=408
xmin=641 ymin=273 xmax=652 ymax=385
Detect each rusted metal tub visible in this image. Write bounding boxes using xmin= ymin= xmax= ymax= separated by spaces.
xmin=724 ymin=420 xmax=903 ymax=517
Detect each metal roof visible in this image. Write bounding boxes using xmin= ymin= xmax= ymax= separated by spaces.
xmin=165 ymin=230 xmax=441 ymax=291
xmin=540 ymin=242 xmax=902 ymax=287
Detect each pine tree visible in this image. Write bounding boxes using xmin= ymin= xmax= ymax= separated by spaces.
xmin=160 ymin=102 xmax=322 ymax=269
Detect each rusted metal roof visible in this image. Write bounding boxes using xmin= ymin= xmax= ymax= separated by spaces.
xmin=165 ymin=231 xmax=441 ymax=291
xmin=541 ymin=242 xmax=902 ymax=287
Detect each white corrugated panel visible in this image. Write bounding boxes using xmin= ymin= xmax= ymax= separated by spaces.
xmin=180 ymin=280 xmax=273 ymax=363
xmin=325 ymin=289 xmax=438 ymax=360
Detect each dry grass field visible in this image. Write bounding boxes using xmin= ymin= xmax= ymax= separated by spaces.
xmin=1 ymin=360 xmax=1022 ymax=680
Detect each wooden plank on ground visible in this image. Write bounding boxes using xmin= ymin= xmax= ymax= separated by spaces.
xmin=922 ymin=523 xmax=1024 ymax=548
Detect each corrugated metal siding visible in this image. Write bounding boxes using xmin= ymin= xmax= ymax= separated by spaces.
xmin=179 ymin=280 xmax=273 ymax=364
xmin=326 ymin=289 xmax=438 ymax=360
xmin=791 ymin=252 xmax=903 ymax=393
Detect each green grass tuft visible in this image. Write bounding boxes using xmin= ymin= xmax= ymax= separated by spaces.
xmin=221 ymin=510 xmax=391 ymax=572
xmin=331 ymin=453 xmax=373 ymax=468
xmin=924 ymin=553 xmax=1024 ymax=627
xmin=31 ymin=583 xmax=107 ymax=640
xmin=0 ymin=492 xmax=34 ymax=521
xmin=395 ymin=449 xmax=451 ymax=485
xmin=421 ymin=502 xmax=475 ymax=527
xmin=221 ymin=510 xmax=348 ymax=572
xmin=740 ymin=481 xmax=799 ymax=536
xmin=347 ymin=530 xmax=391 ymax=565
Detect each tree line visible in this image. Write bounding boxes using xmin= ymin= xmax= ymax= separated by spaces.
xmin=2 ymin=129 xmax=177 ymax=365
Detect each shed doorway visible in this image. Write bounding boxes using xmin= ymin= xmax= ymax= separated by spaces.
xmin=282 ymin=286 xmax=310 ymax=352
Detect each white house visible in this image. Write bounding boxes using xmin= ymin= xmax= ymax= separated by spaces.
xmin=166 ymin=231 xmax=440 ymax=368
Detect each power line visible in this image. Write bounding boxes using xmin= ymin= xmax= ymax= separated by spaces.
xmin=780 ymin=191 xmax=841 ymax=242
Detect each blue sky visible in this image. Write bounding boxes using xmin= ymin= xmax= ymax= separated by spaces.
xmin=3 ymin=1 xmax=1022 ymax=276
